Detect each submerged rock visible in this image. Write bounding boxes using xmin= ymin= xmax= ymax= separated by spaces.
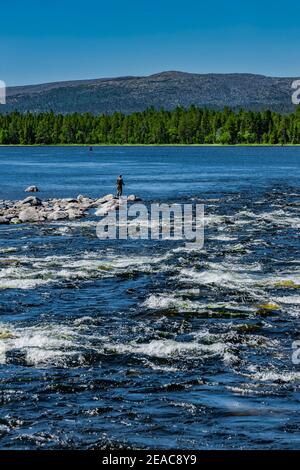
xmin=258 ymin=302 xmax=280 ymax=310
xmin=10 ymin=218 xmax=22 ymax=225
xmin=0 ymin=330 xmax=14 ymax=340
xmin=235 ymin=324 xmax=262 ymax=333
xmin=274 ymin=280 xmax=300 ymax=289
xmin=257 ymin=302 xmax=280 ymax=316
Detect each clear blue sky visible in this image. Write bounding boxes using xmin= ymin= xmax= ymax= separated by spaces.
xmin=1 ymin=0 xmax=299 ymax=86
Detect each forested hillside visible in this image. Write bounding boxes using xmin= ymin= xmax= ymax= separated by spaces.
xmin=1 ymin=106 xmax=300 ymax=145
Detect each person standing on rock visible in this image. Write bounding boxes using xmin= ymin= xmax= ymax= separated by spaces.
xmin=116 ymin=175 xmax=124 ymax=197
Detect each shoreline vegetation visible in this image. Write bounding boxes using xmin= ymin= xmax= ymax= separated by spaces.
xmin=0 ymin=106 xmax=300 ymax=146
xmin=1 ymin=140 xmax=300 ymax=147
xmin=1 ymin=143 xmax=300 ymax=147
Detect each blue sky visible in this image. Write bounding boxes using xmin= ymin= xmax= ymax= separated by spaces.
xmin=1 ymin=0 xmax=299 ymax=86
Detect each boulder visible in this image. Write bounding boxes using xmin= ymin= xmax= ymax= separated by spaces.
xmin=76 ymin=195 xmax=94 ymax=209
xmin=3 ymin=213 xmax=18 ymax=220
xmin=22 ymin=196 xmax=42 ymax=207
xmin=77 ymin=194 xmax=88 ymax=202
xmin=95 ymin=200 xmax=119 ymax=216
xmin=0 ymin=216 xmax=10 ymax=224
xmin=25 ymin=185 xmax=39 ymax=193
xmin=94 ymin=194 xmax=114 ymax=205
xmin=90 ymin=194 xmax=115 ymax=208
xmin=18 ymin=207 xmax=44 ymax=223
xmin=47 ymin=211 xmax=69 ymax=221
xmin=67 ymin=209 xmax=84 ymax=220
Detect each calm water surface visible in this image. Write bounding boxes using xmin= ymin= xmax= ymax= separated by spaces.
xmin=0 ymin=146 xmax=299 ymax=449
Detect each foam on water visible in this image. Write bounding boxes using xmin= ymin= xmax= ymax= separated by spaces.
xmin=177 ymin=267 xmax=259 ymax=288
xmin=0 ymin=250 xmax=171 ymax=289
xmin=247 ymin=369 xmax=300 ymax=383
xmin=211 ymin=235 xmax=239 ymax=242
xmin=142 ymin=293 xmax=258 ymax=317
xmin=142 ymin=294 xmax=196 ymax=311
xmin=0 ymin=322 xmax=110 ymax=367
xmin=112 ymin=338 xmax=234 ymax=363
xmin=234 ymin=208 xmax=300 ymax=228
xmin=274 ymin=295 xmax=300 ymax=305
xmin=0 ymin=315 xmax=282 ymax=370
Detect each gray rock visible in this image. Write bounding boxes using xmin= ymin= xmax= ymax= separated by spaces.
xmin=94 ymin=194 xmax=114 ymax=205
xmin=77 ymin=195 xmax=93 ymax=207
xmin=0 ymin=216 xmax=10 ymax=224
xmin=4 ymin=213 xmax=18 ymax=220
xmin=65 ymin=203 xmax=80 ymax=210
xmin=25 ymin=185 xmax=39 ymax=193
xmin=47 ymin=211 xmax=69 ymax=221
xmin=95 ymin=200 xmax=120 ymax=216
xmin=18 ymin=207 xmax=44 ymax=223
xmin=67 ymin=209 xmax=84 ymax=220
xmin=22 ymin=196 xmax=42 ymax=207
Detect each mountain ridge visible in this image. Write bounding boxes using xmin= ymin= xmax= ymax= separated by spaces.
xmin=2 ymin=71 xmax=298 ymax=114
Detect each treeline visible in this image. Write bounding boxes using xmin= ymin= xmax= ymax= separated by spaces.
xmin=0 ymin=106 xmax=300 ymax=145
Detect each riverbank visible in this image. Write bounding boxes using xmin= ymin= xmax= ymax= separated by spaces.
xmin=1 ymin=144 xmax=300 ymax=147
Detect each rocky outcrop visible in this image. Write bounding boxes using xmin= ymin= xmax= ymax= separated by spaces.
xmin=25 ymin=186 xmax=39 ymax=193
xmin=0 ymin=194 xmax=141 ymax=225
xmin=22 ymin=196 xmax=42 ymax=206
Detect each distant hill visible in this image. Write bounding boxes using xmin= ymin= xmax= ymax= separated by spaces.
xmin=1 ymin=71 xmax=298 ymax=114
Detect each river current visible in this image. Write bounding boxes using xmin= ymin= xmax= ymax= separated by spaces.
xmin=0 ymin=146 xmax=299 ymax=449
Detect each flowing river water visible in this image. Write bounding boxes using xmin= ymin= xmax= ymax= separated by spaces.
xmin=0 ymin=146 xmax=299 ymax=449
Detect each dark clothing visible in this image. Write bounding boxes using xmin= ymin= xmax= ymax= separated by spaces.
xmin=116 ymin=177 xmax=124 ymax=197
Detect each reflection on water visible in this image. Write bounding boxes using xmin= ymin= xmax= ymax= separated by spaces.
xmin=0 ymin=146 xmax=300 ymax=449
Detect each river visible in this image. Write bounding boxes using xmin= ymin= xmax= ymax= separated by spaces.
xmin=0 ymin=145 xmax=299 ymax=449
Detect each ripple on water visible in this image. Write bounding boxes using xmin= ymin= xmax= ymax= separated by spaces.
xmin=1 ymin=168 xmax=300 ymax=449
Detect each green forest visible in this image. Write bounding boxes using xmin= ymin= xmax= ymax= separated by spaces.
xmin=0 ymin=106 xmax=300 ymax=145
